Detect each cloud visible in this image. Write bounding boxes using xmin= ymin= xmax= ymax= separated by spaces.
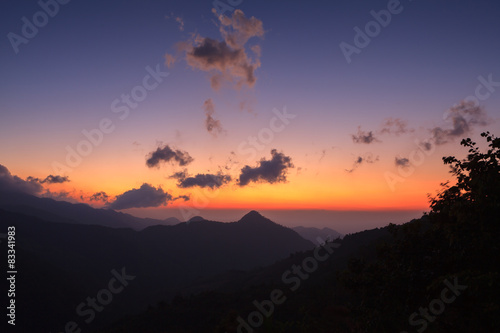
xmin=238 ymin=150 xmax=294 ymax=186
xmin=42 ymin=190 xmax=77 ymax=202
xmin=175 ymin=17 xmax=185 ymax=31
xmin=352 ymin=127 xmax=379 ymax=144
xmin=171 ymin=170 xmax=231 ymax=189
xmin=173 ymin=195 xmax=190 ymax=202
xmin=89 ymin=191 xmax=110 ymax=203
xmin=165 ymin=13 xmax=184 ymax=31
xmin=380 ymin=118 xmax=414 ymax=136
xmin=165 ymin=53 xmax=176 ymax=68
xmin=395 ymin=157 xmax=410 ymax=167
xmin=351 ymin=118 xmax=412 ymax=145
xmin=107 ymin=183 xmax=173 ymax=210
xmin=0 ymin=164 xmax=43 ymax=195
xmin=419 ymin=141 xmax=433 ymax=152
xmin=217 ymin=8 xmax=264 ymax=49
xmin=346 ymin=153 xmax=379 ymax=173
xmin=27 ymin=175 xmax=70 ymax=184
xmin=430 ymin=100 xmax=491 ymax=145
xmin=146 ymin=145 xmax=194 ymax=168
xmin=203 ymin=98 xmax=225 ymax=137
xmin=177 ymin=9 xmax=264 ymax=90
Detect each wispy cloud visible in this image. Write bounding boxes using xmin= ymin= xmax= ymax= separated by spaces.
xmin=430 ymin=100 xmax=491 ymax=145
xmin=203 ymin=98 xmax=225 ymax=137
xmin=379 ymin=118 xmax=414 ymax=136
xmin=346 ymin=153 xmax=379 ymax=173
xmin=352 ymin=127 xmax=380 ymax=144
xmin=165 ymin=12 xmax=184 ymax=31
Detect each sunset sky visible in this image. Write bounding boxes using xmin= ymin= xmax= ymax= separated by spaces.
xmin=1 ymin=0 xmax=499 ymax=231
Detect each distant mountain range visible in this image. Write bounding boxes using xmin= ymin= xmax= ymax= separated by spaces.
xmin=0 ymin=190 xmax=350 ymax=332
xmin=0 ymin=192 xmax=341 ymax=241
xmin=292 ymin=226 xmax=343 ymax=244
xmin=0 ymin=205 xmax=315 ymax=332
xmin=0 ymin=191 xmax=181 ymax=230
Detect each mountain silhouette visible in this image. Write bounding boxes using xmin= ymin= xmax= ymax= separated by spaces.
xmin=0 ymin=208 xmax=313 ymax=332
xmin=292 ymin=226 xmax=342 ymax=244
xmin=0 ymin=191 xmax=175 ymax=230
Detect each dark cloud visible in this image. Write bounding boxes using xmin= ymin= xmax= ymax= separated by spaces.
xmin=395 ymin=157 xmax=410 ymax=167
xmin=107 ymin=183 xmax=173 ymax=210
xmin=352 ymin=127 xmax=379 ymax=144
xmin=42 ymin=190 xmax=76 ymax=202
xmin=430 ymin=100 xmax=491 ymax=145
xmin=169 ymin=170 xmax=188 ymax=180
xmin=89 ymin=191 xmax=110 ymax=203
xmin=0 ymin=164 xmax=43 ymax=195
xmin=420 ymin=141 xmax=433 ymax=152
xmin=380 ymin=118 xmax=413 ymax=136
xmin=238 ymin=150 xmax=294 ymax=186
xmin=203 ymin=98 xmax=225 ymax=137
xmin=171 ymin=171 xmax=231 ymax=189
xmin=27 ymin=175 xmax=70 ymax=184
xmin=173 ymin=195 xmax=190 ymax=202
xmin=346 ymin=153 xmax=379 ymax=173
xmin=177 ymin=9 xmax=264 ymax=90
xmin=146 ymin=145 xmax=193 ymax=168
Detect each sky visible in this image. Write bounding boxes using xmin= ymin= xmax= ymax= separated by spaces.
xmin=1 ymin=0 xmax=499 ymax=232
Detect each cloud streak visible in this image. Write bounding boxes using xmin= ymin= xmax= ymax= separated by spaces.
xmin=27 ymin=175 xmax=70 ymax=184
xmin=346 ymin=153 xmax=379 ymax=173
xmin=171 ymin=171 xmax=232 ymax=189
xmin=203 ymin=98 xmax=225 ymax=137
xmin=379 ymin=118 xmax=414 ymax=136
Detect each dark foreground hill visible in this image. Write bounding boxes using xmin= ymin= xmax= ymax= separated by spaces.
xmin=0 ymin=209 xmax=313 ymax=333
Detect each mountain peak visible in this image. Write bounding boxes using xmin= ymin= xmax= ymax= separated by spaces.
xmin=188 ymin=216 xmax=205 ymax=223
xmin=239 ymin=210 xmax=269 ymax=224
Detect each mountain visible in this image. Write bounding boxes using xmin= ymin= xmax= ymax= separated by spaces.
xmin=0 ymin=191 xmax=172 ymax=230
xmin=0 ymin=208 xmax=313 ymax=332
xmin=292 ymin=226 xmax=343 ymax=244
xmin=163 ymin=216 xmax=182 ymax=225
xmin=187 ymin=215 xmax=205 ymax=223
xmin=94 ymin=224 xmax=392 ymax=333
